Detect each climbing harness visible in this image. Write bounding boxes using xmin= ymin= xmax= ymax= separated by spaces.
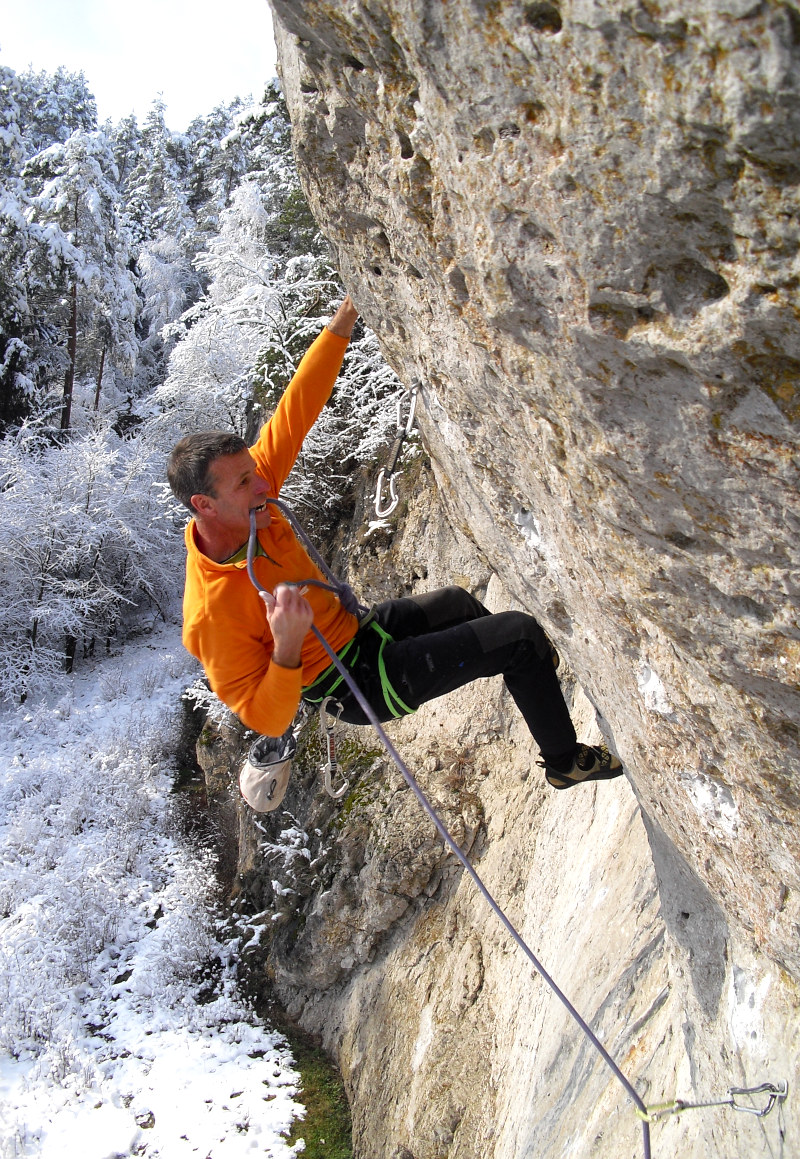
xmin=374 ymin=381 xmax=418 ymax=518
xmin=319 ymin=696 xmax=349 ymax=799
xmin=302 ymin=616 xmax=415 ymax=721
xmin=244 ymin=499 xmax=789 ymax=1159
xmin=636 ymin=1080 xmax=788 ymax=1123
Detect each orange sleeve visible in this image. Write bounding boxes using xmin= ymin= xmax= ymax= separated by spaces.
xmin=204 ymin=619 xmax=305 ymax=736
xmin=183 ymin=567 xmax=309 ymax=738
xmin=252 ymin=326 xmax=349 ymax=491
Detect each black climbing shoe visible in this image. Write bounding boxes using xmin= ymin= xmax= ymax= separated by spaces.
xmin=539 ymin=743 xmax=623 ymax=790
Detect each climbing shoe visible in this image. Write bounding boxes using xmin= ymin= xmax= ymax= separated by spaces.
xmin=539 ymin=743 xmax=623 ymax=790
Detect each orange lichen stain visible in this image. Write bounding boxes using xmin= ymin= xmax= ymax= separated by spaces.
xmin=521 ymin=101 xmax=546 ymax=125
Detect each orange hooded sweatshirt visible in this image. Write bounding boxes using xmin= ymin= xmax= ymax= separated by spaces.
xmin=181 ymin=326 xmax=359 ymax=736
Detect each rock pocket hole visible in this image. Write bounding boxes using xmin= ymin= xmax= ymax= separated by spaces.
xmin=398 ymin=131 xmax=414 ymax=159
xmin=524 ymin=3 xmax=563 ymax=33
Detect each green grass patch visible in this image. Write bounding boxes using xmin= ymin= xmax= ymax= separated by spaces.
xmin=287 ymin=1038 xmax=353 ymax=1158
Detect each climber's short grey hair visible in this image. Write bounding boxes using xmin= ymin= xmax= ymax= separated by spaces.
xmin=167 ymin=430 xmax=248 ymax=512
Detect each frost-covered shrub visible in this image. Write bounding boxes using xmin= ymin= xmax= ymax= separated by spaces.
xmin=0 ymin=420 xmax=183 ymax=702
xmin=0 ymin=698 xmax=212 ymax=1057
xmin=0 ymin=633 xmax=305 ymax=1157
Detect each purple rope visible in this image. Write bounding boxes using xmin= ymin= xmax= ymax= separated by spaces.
xmin=247 ymin=505 xmax=652 ymax=1159
xmin=254 ymin=497 xmax=365 ymax=617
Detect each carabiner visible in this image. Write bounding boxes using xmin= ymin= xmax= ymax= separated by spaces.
xmin=728 ymin=1081 xmax=788 ymax=1117
xmin=373 ymin=382 xmax=419 ymax=519
xmin=319 ymin=696 xmax=349 ymax=799
xmin=399 ymin=382 xmax=418 ymax=435
xmin=638 ymin=1079 xmax=789 ymax=1124
xmin=374 ymin=468 xmax=399 ymax=518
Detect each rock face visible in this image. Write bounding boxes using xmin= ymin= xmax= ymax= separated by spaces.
xmin=237 ymin=3 xmax=798 ymax=1155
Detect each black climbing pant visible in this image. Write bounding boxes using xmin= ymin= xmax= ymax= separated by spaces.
xmin=306 ymin=586 xmax=577 ymax=758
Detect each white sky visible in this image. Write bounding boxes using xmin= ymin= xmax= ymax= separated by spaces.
xmin=0 ymin=0 xmax=279 ymax=130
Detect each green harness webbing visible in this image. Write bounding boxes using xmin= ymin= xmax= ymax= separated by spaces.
xmin=373 ymin=620 xmax=415 ymax=717
xmin=302 ymin=619 xmax=415 ymax=719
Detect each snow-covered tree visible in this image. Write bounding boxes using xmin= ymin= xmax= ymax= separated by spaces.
xmin=150 ymin=173 xmax=404 ymax=536
xmin=119 ymin=100 xmax=203 ymax=397
xmin=110 ymin=112 xmax=141 ymax=188
xmin=15 ymin=66 xmax=97 ymax=156
xmin=0 ymin=64 xmax=33 ymax=427
xmin=123 ymin=99 xmax=194 ymax=248
xmin=22 ymin=128 xmax=138 ymax=429
xmin=0 ymin=420 xmax=181 ymax=702
xmin=184 ymin=98 xmax=251 ymax=237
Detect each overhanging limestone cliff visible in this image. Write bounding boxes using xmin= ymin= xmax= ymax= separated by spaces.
xmin=269 ymin=0 xmax=799 ymax=979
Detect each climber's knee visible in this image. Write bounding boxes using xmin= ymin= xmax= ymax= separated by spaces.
xmin=467 ymin=609 xmax=553 ymax=662
xmin=409 ymin=585 xmax=488 ymax=630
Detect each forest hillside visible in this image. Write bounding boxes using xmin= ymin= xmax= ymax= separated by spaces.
xmin=0 ymin=59 xmax=403 ymax=1157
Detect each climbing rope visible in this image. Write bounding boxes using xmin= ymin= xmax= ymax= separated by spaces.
xmin=374 ymin=381 xmax=418 ymax=518
xmin=246 ymin=504 xmax=653 ymax=1157
xmin=245 ymin=500 xmax=788 ymax=1157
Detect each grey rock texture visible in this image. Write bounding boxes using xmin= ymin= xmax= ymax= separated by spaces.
xmin=270 ymin=0 xmax=799 ymax=970
xmin=231 ymin=2 xmax=799 ymax=1155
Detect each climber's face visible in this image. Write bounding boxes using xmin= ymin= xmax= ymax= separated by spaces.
xmin=191 ymin=449 xmax=272 ymax=555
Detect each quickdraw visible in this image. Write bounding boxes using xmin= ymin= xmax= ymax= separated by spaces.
xmin=635 ymin=1080 xmax=788 ymax=1123
xmin=374 ymin=382 xmax=418 ymax=518
xmin=319 ymin=695 xmax=349 ymax=799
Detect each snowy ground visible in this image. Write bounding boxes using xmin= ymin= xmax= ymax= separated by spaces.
xmin=0 ymin=620 xmax=306 ymax=1158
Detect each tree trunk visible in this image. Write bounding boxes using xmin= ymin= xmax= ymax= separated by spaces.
xmin=60 ymin=279 xmax=78 ymax=431
xmin=60 ymin=196 xmax=79 ymax=432
xmin=93 ymin=346 xmax=106 ymax=411
xmin=64 ymin=634 xmax=77 ymax=674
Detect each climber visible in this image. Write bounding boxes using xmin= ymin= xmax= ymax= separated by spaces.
xmin=167 ymin=295 xmax=623 ymax=791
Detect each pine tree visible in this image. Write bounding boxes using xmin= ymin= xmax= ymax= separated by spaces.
xmin=0 ymin=64 xmax=32 ymax=427
xmin=185 ymin=98 xmax=249 ymax=238
xmin=110 ymin=113 xmax=142 ymax=190
xmin=124 ymin=98 xmax=194 ymax=248
xmin=15 ymin=66 xmax=97 ymax=155
xmin=121 ymin=99 xmax=202 ymax=396
xmin=22 ymin=128 xmax=138 ymax=429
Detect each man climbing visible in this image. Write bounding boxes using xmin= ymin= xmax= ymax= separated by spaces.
xmin=167 ymin=295 xmax=623 ymax=795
